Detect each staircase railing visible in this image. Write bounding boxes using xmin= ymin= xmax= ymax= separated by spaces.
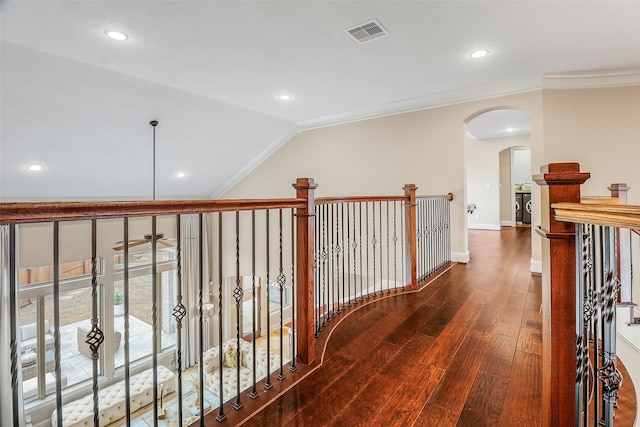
xmin=535 ymin=163 xmax=639 ymax=427
xmin=0 ymin=179 xmax=453 ymax=427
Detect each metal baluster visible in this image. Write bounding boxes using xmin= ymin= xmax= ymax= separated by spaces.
xmin=123 ymin=218 xmax=132 ymax=426
xmin=264 ymin=210 xmax=273 ymax=390
xmin=250 ymin=211 xmax=260 ymax=398
xmin=599 ymin=226 xmax=622 ymax=426
xmin=329 ymin=204 xmax=335 ymax=319
xmin=52 ymin=222 xmax=63 ymax=426
xmin=341 ymin=203 xmax=346 ymax=309
xmin=393 ymin=201 xmax=398 ymax=291
xmin=152 ymin=216 xmax=160 ymax=426
xmin=576 ymin=224 xmax=589 ymax=426
xmin=314 ymin=206 xmax=320 ymax=336
xmin=594 ymin=225 xmax=602 ymax=425
xmin=87 ymin=219 xmax=104 ymax=427
xmin=379 ymin=201 xmax=383 ymax=293
xmin=351 ymin=202 xmax=357 ymax=304
xmin=335 ymin=204 xmax=341 ymax=314
xmin=290 ymin=209 xmax=297 ymax=372
xmin=9 ymin=224 xmax=20 ymax=427
xmin=372 ymin=202 xmax=377 ymax=296
xmin=172 ymin=215 xmax=186 ymax=421
xmin=386 ymin=201 xmax=390 ymax=293
xmin=416 ymin=200 xmax=422 ymax=281
xmin=401 ymin=201 xmax=405 ymax=287
xmin=359 ymin=202 xmax=364 ymax=301
xmin=321 ymin=205 xmax=327 ymax=328
xmin=216 ymin=212 xmax=226 ymax=422
xmin=233 ymin=211 xmax=244 ymax=410
xmin=346 ymin=203 xmax=352 ymax=306
xmin=277 ymin=209 xmax=286 ymax=381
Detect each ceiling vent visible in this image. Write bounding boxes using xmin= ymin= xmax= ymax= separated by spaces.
xmin=345 ymin=20 xmax=389 ymax=44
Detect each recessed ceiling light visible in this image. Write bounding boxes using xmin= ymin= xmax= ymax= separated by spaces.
xmin=27 ymin=164 xmax=43 ymax=172
xmin=470 ymin=49 xmax=489 ymax=59
xmin=105 ymin=30 xmax=128 ymax=41
xmin=176 ymin=172 xmax=185 ymax=178
xmin=279 ymin=95 xmax=291 ymax=101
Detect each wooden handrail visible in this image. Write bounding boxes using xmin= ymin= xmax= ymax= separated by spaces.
xmin=552 ymin=202 xmax=640 ymax=229
xmin=0 ymin=198 xmax=306 ymax=224
xmin=315 ymin=193 xmax=453 ymax=205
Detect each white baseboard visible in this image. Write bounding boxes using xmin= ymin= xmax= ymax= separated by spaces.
xmin=468 ymin=223 xmax=501 ymax=231
xmin=500 ymin=220 xmax=515 ymax=227
xmin=452 ymin=251 xmax=470 ymax=263
xmin=530 ymin=258 xmax=542 ymax=275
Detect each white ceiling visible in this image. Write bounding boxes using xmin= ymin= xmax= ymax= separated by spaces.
xmin=1 ymin=1 xmax=639 ymax=200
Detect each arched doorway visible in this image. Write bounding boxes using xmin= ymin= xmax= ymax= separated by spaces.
xmin=464 ymin=107 xmax=532 ymax=248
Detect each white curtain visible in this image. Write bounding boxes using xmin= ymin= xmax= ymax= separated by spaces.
xmin=0 ymin=225 xmax=24 ymax=427
xmin=180 ymin=215 xmax=210 ymax=368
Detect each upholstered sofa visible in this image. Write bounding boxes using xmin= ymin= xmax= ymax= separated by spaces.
xmin=202 ymin=338 xmax=287 ymax=402
xmin=51 ymin=365 xmax=175 ymax=427
xmin=20 ymin=320 xmax=55 ymax=353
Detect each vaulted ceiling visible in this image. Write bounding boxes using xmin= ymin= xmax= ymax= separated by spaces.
xmin=1 ymin=1 xmax=639 ymax=201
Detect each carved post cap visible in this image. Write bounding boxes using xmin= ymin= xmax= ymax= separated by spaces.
xmin=533 ymin=162 xmax=590 ymax=187
xmin=292 ymin=178 xmax=318 ymax=191
xmin=608 ymin=183 xmax=630 ymax=200
xmin=402 ymin=184 xmax=417 ymax=195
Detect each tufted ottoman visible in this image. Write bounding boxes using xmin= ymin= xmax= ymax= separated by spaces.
xmin=202 ymin=339 xmax=287 ymax=403
xmin=51 ymin=365 xmax=175 ymax=427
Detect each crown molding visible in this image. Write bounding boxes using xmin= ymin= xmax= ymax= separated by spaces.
xmin=543 ymin=68 xmax=640 ymax=89
xmin=296 ymin=77 xmax=542 ymax=132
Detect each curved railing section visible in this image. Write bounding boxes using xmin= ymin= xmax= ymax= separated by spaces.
xmin=0 ymin=179 xmax=453 ymax=427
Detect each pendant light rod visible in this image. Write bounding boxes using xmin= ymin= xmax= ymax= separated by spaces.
xmin=150 ymin=120 xmax=158 ymax=201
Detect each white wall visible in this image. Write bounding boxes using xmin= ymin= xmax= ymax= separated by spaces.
xmin=466 ymin=136 xmax=530 ymax=230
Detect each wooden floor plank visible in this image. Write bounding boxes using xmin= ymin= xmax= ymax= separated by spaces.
xmin=455 ymin=371 xmax=509 ymax=427
xmin=235 ymin=227 xmax=636 ymax=427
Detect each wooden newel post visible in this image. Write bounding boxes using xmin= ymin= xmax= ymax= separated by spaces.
xmin=403 ymin=184 xmax=417 ymax=289
xmin=533 ymin=163 xmax=590 ymax=427
xmin=293 ymin=178 xmax=317 ymax=364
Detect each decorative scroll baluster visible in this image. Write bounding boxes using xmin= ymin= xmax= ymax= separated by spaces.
xmin=52 ymin=222 xmax=63 ymax=426
xmin=359 ymin=202 xmax=364 ymax=301
xmin=346 ymin=203 xmax=352 ymax=306
xmin=152 ymin=216 xmax=160 ymax=423
xmin=277 ymin=209 xmax=287 ymax=382
xmin=379 ymin=202 xmax=384 ymax=293
xmin=372 ymin=202 xmax=377 ymax=296
xmin=351 ymin=203 xmax=358 ymax=304
xmin=393 ymin=201 xmax=398 ymax=291
xmin=366 ymin=202 xmax=370 ymax=298
xmin=250 ymin=211 xmax=260 ymax=397
xmin=321 ymin=205 xmax=327 ymax=328
xmin=576 ymin=223 xmax=622 ymax=427
xmin=599 ymin=226 xmax=622 ymax=426
xmin=216 ymin=212 xmax=226 ymax=422
xmin=172 ymin=215 xmax=186 ymax=420
xmin=264 ymin=209 xmax=273 ymax=391
xmin=290 ymin=209 xmax=297 ymax=372
xmin=123 ymin=218 xmax=132 ymax=425
xmin=336 ymin=204 xmax=343 ymax=312
xmin=341 ymin=203 xmax=346 ymax=309
xmin=386 ymin=201 xmax=390 ymax=293
xmin=87 ymin=219 xmax=104 ymax=427
xmin=9 ymin=224 xmax=19 ymax=427
xmin=233 ymin=211 xmax=244 ymax=410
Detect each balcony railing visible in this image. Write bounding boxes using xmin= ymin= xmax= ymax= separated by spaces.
xmin=0 ymin=179 xmax=452 ymax=427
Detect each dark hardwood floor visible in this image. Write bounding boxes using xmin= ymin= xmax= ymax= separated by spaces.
xmin=209 ymin=227 xmax=635 ymax=427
